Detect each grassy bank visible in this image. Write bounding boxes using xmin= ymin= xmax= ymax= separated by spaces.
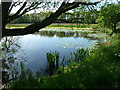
xmin=46 ymin=24 xmax=94 ymax=30
xmin=5 ymin=33 xmax=120 ymax=88
xmin=6 ymin=23 xmax=94 ymax=29
xmin=6 ymin=23 xmax=116 ymax=35
xmin=6 ymin=24 xmax=30 ymax=28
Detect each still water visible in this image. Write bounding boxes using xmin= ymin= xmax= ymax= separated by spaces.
xmin=1 ymin=28 xmax=107 ymax=75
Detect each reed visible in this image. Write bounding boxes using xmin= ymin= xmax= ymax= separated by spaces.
xmin=70 ymin=48 xmax=89 ymax=62
xmin=46 ymin=51 xmax=59 ymax=75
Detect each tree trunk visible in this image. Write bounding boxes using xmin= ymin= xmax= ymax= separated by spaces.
xmin=113 ymin=23 xmax=116 ymax=32
xmin=0 ymin=3 xmax=2 ymax=39
xmin=2 ymin=2 xmax=12 ymax=37
xmin=110 ymin=23 xmax=117 ymax=36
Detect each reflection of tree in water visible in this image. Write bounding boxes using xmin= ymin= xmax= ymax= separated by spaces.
xmin=39 ymin=31 xmax=55 ymax=37
xmin=39 ymin=31 xmax=75 ymax=38
xmin=56 ymin=32 xmax=74 ymax=37
xmin=39 ymin=30 xmax=101 ymax=40
xmin=1 ymin=37 xmax=26 ymax=84
xmin=56 ymin=32 xmax=66 ymax=37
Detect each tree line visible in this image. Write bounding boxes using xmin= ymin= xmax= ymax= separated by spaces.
xmin=10 ymin=7 xmax=97 ymax=24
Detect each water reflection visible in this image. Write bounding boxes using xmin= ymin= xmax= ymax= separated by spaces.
xmin=0 ymin=29 xmax=107 ymax=81
xmin=39 ymin=30 xmax=105 ymax=40
xmin=39 ymin=31 xmax=76 ymax=38
xmin=1 ymin=37 xmax=26 ymax=83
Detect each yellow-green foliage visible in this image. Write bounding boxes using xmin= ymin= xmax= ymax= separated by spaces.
xmin=96 ymin=3 xmax=120 ymax=30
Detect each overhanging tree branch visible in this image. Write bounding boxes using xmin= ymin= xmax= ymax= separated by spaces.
xmin=8 ymin=2 xmax=27 ymax=18
xmin=3 ymin=1 xmax=103 ymax=37
xmin=8 ymin=2 xmax=42 ymax=22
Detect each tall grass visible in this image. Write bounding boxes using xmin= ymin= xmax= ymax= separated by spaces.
xmin=47 ymin=24 xmax=92 ymax=28
xmin=6 ymin=24 xmax=29 ymax=28
xmin=70 ymin=48 xmax=89 ymax=62
xmin=46 ymin=51 xmax=59 ymax=75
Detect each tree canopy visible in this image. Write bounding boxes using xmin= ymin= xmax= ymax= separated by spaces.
xmin=96 ymin=3 xmax=120 ymax=32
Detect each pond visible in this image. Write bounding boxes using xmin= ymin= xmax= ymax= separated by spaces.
xmin=1 ymin=28 xmax=107 ymax=77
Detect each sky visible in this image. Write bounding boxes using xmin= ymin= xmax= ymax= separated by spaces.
xmin=10 ymin=0 xmax=120 ymax=14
